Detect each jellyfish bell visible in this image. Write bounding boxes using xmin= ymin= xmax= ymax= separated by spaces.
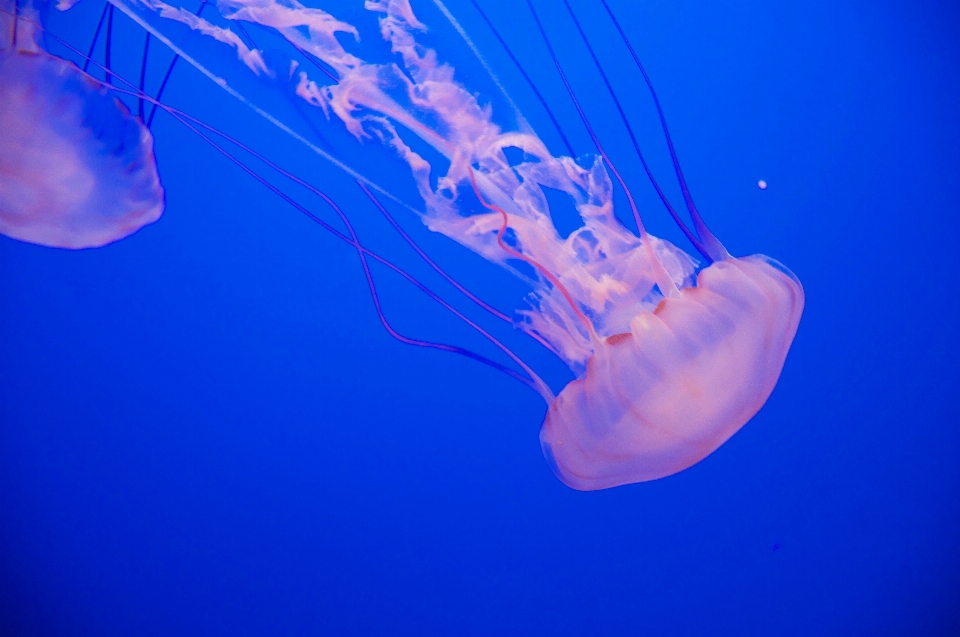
xmin=0 ymin=0 xmax=164 ymax=249
xmin=541 ymin=255 xmax=804 ymax=490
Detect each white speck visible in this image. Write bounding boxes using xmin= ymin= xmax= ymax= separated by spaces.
xmin=758 ymin=180 xmax=768 ymax=190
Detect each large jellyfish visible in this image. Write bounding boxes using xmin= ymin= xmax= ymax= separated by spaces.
xmin=34 ymin=0 xmax=803 ymax=489
xmin=0 ymin=0 xmax=163 ymax=249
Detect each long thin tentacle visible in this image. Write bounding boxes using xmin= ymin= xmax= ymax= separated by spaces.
xmin=14 ymin=3 xmax=556 ymax=401
xmin=146 ymin=0 xmax=208 ymax=127
xmin=467 ymin=0 xmax=575 ymax=158
xmin=81 ymin=1 xmax=108 ymax=72
xmin=524 ymin=0 xmax=679 ymax=296
xmin=561 ymin=0 xmax=711 ymax=262
xmin=599 ymin=0 xmax=728 ymax=261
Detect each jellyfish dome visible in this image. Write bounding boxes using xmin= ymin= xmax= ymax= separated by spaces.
xmin=93 ymin=0 xmax=804 ymax=489
xmin=540 ymin=256 xmax=803 ymax=489
xmin=0 ymin=1 xmax=163 ymax=249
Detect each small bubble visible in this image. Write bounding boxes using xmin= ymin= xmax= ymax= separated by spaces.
xmin=758 ymin=180 xmax=768 ymax=190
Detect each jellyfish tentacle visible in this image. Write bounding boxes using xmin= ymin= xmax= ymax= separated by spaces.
xmin=468 ymin=167 xmax=599 ymax=345
xmin=344 ymin=193 xmax=537 ymax=393
xmin=289 ymin=39 xmax=337 ymax=82
xmin=433 ymin=0 xmax=541 ymax=152
xmin=524 ymin=0 xmax=679 ymax=298
xmin=344 ymin=181 xmax=540 ymax=396
xmin=561 ymin=0 xmax=711 ymax=263
xmin=82 ymin=1 xmax=108 ymax=73
xmin=464 ymin=0 xmax=576 ymax=159
xmin=599 ymin=0 xmax=729 ymax=262
xmin=233 ymin=17 xmax=256 ymax=49
xmin=9 ymin=0 xmax=16 ymax=48
xmin=358 ymin=181 xmax=513 ymax=325
xmin=176 ymin=115 xmax=552 ymax=399
xmin=138 ymin=32 xmax=149 ymax=120
xmin=146 ymin=0 xmax=211 ymax=127
xmin=3 ymin=0 xmax=35 ymax=52
xmin=150 ymin=100 xmax=552 ymax=399
xmin=165 ymin=102 xmax=554 ymax=401
xmin=104 ymin=3 xmax=114 ymax=84
xmin=20 ymin=10 xmax=551 ymax=399
xmin=108 ymin=0 xmax=422 ymax=220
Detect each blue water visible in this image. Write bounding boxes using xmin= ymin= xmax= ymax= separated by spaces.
xmin=2 ymin=1 xmax=958 ymax=635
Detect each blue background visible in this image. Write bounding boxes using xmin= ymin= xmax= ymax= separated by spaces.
xmin=2 ymin=0 xmax=958 ymax=634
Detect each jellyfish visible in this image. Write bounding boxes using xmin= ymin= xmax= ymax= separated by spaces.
xmin=0 ymin=0 xmax=163 ymax=249
xmin=40 ymin=0 xmax=803 ymax=489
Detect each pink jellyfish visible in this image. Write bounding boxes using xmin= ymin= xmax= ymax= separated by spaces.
xmin=67 ymin=0 xmax=803 ymax=489
xmin=0 ymin=0 xmax=163 ymax=249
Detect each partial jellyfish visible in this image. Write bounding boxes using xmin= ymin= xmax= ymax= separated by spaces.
xmin=44 ymin=0 xmax=804 ymax=489
xmin=0 ymin=0 xmax=163 ymax=249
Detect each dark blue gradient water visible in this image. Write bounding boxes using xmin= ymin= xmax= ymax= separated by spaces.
xmin=2 ymin=1 xmax=958 ymax=635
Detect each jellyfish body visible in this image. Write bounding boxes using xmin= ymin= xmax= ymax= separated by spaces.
xmin=542 ymin=256 xmax=804 ymax=489
xmin=0 ymin=4 xmax=163 ymax=249
xmin=95 ymin=0 xmax=804 ymax=488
